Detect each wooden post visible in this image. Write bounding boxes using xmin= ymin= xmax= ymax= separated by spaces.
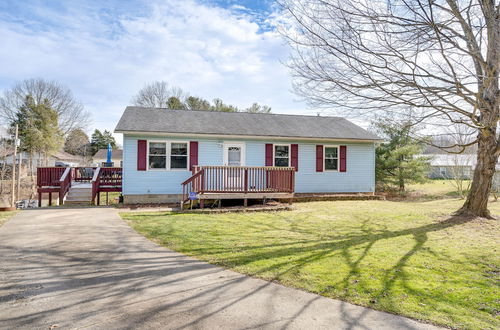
xmin=244 ymin=168 xmax=248 ymax=193
xmin=106 ymin=192 xmax=109 ymax=205
xmin=244 ymin=198 xmax=248 ymax=207
xmin=48 ymin=192 xmax=52 ymax=206
xmin=38 ymin=192 xmax=42 ymax=207
xmin=10 ymin=124 xmax=18 ymax=207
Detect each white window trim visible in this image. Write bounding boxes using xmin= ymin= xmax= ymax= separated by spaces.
xmin=223 ymin=142 xmax=246 ymax=166
xmin=273 ymin=144 xmax=291 ymax=167
xmin=147 ymin=140 xmax=190 ymax=171
xmin=324 ymin=145 xmax=339 ymax=172
xmin=169 ymin=140 xmax=190 ymax=171
xmin=147 ymin=140 xmax=168 ymax=171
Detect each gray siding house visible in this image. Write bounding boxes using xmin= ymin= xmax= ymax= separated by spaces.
xmin=115 ymin=107 xmax=381 ymax=204
xmin=427 ymin=154 xmax=476 ymax=179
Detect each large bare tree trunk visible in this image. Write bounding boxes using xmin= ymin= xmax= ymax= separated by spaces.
xmin=459 ymin=132 xmax=498 ymax=218
xmin=460 ymin=4 xmax=500 ymax=218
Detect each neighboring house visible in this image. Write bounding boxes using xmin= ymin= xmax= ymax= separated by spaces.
xmin=427 ymin=154 xmax=476 ymax=179
xmin=1 ymin=150 xmax=83 ymax=171
xmin=0 ymin=126 xmax=8 ymax=139
xmin=93 ymin=148 xmax=123 ymax=167
xmin=115 ymin=107 xmax=381 ymax=204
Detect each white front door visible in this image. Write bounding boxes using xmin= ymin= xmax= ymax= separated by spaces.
xmin=223 ymin=143 xmax=245 ymax=190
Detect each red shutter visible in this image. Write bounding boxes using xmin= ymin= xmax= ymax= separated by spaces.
xmin=137 ymin=140 xmax=147 ymax=171
xmin=291 ymin=144 xmax=298 ymax=171
xmin=340 ymin=145 xmax=347 ymax=172
xmin=265 ymin=144 xmax=273 ymax=166
xmin=189 ymin=141 xmax=198 ymax=170
xmin=316 ymin=145 xmax=323 ymax=172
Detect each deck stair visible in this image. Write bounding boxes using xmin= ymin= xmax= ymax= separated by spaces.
xmin=64 ymin=183 xmax=92 ymax=205
xmin=36 ymin=167 xmax=122 ymax=206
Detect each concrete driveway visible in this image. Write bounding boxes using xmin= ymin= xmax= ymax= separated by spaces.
xmin=0 ymin=208 xmax=439 ymax=329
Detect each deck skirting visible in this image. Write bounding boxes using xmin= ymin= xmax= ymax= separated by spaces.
xmin=198 ymin=192 xmax=294 ymax=200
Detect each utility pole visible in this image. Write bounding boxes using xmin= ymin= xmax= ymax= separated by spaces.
xmin=16 ymin=150 xmax=22 ymax=202
xmin=10 ymin=124 xmax=18 ymax=207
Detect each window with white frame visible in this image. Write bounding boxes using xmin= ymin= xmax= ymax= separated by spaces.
xmin=274 ymin=145 xmax=289 ymax=167
xmin=170 ymin=142 xmax=188 ymax=169
xmin=149 ymin=142 xmax=167 ymax=169
xmin=324 ymin=146 xmax=339 ymax=171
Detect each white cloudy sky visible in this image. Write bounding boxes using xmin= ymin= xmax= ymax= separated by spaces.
xmin=0 ymin=0 xmax=317 ymax=143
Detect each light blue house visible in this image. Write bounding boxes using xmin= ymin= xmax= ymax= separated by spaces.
xmin=115 ymin=107 xmax=381 ymax=204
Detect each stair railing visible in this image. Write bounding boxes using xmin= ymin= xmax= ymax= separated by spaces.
xmin=91 ymin=167 xmax=101 ymax=204
xmin=181 ymin=168 xmax=204 ymax=204
xmin=58 ymin=167 xmax=72 ymax=205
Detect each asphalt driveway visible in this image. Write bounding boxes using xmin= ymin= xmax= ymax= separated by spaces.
xmin=0 ymin=208 xmax=439 ymax=329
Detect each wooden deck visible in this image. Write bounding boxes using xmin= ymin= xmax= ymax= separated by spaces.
xmin=37 ymin=167 xmax=122 ymax=206
xmin=181 ymin=165 xmax=295 ymax=208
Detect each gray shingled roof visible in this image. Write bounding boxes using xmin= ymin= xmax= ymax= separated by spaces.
xmin=115 ymin=106 xmax=381 ymax=141
xmin=93 ymin=149 xmax=123 ymax=160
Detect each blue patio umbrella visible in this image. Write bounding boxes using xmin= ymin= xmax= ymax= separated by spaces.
xmin=106 ymin=143 xmax=112 ymax=163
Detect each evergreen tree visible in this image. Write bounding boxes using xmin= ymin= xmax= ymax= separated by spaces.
xmin=372 ymin=118 xmax=430 ymax=192
xmin=185 ymin=96 xmax=211 ymax=111
xmin=90 ymin=129 xmax=117 ymax=155
xmin=167 ymin=96 xmax=187 ymax=110
xmin=11 ymin=95 xmax=63 ymax=158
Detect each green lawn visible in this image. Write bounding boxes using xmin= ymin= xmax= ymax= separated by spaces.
xmin=0 ymin=211 xmax=17 ymax=226
xmin=98 ymin=192 xmax=121 ymax=205
xmin=122 ymin=198 xmax=500 ymax=329
xmin=407 ymin=180 xmax=471 ymax=199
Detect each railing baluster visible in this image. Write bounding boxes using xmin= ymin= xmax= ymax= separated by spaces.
xmin=180 ymin=165 xmax=295 ymax=201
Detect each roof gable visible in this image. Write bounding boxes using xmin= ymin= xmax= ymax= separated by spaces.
xmin=115 ymin=107 xmax=381 ymax=141
xmin=93 ymin=149 xmax=123 ymax=159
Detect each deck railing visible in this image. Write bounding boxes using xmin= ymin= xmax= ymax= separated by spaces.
xmin=59 ymin=167 xmax=72 ymax=203
xmin=91 ymin=167 xmax=101 ymax=203
xmin=72 ymin=167 xmax=96 ymax=182
xmin=182 ymin=166 xmax=295 ymax=202
xmin=91 ymin=167 xmax=122 ymax=204
xmin=37 ymin=167 xmax=66 ymax=187
xmin=98 ymin=167 xmax=123 ymax=188
xmin=36 ymin=166 xmax=122 ymax=206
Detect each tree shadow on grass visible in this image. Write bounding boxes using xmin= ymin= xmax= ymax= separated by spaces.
xmin=169 ymin=213 xmax=485 ymax=325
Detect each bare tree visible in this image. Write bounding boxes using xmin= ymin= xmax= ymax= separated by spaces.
xmin=279 ymin=0 xmax=499 ymax=217
xmin=0 ymin=78 xmax=90 ymax=134
xmin=131 ymin=81 xmax=187 ymax=108
xmin=445 ymin=125 xmax=475 ymax=198
xmin=448 ymin=154 xmax=474 ymax=198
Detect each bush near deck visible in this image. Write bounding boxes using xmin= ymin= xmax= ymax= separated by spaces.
xmin=121 ymin=182 xmax=500 ymax=329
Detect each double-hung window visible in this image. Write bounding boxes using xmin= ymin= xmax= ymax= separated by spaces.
xmin=324 ymin=146 xmax=339 ymax=171
xmin=148 ymin=141 xmax=189 ymax=170
xmin=149 ymin=142 xmax=167 ymax=169
xmin=274 ymin=145 xmax=289 ymax=167
xmin=170 ymin=142 xmax=188 ymax=169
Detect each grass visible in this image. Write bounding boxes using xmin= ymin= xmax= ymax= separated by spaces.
xmin=121 ymin=183 xmax=500 ymax=329
xmin=0 ymin=211 xmax=17 ymax=226
xmin=407 ymin=180 xmax=471 ymax=199
xmin=98 ymin=192 xmax=121 ymax=205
